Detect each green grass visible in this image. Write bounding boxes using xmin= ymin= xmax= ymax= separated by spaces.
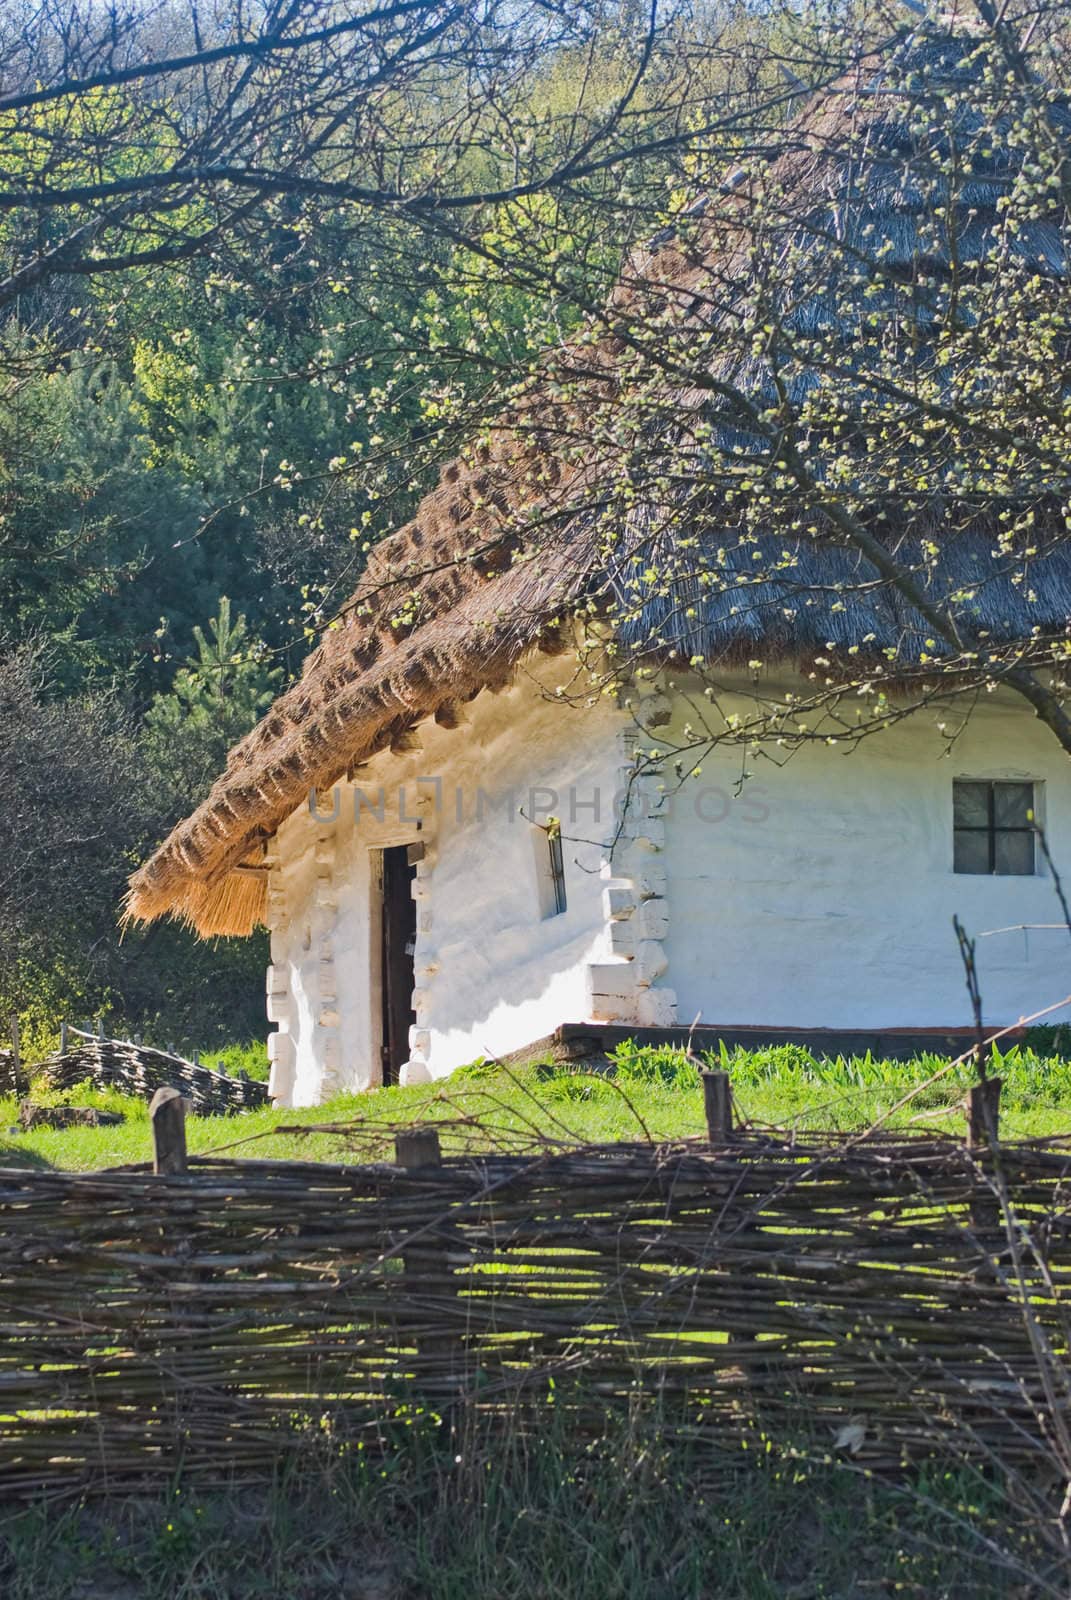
xmin=2 ymin=1039 xmax=1069 ymax=1172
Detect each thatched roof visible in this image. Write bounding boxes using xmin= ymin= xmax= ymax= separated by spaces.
xmin=128 ymin=22 xmax=1071 ymax=936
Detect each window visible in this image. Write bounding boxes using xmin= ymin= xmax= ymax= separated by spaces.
xmin=533 ymin=818 xmax=568 ymax=918
xmin=953 ymin=780 xmax=1036 ymax=875
xmin=547 ymin=825 xmax=568 ymax=915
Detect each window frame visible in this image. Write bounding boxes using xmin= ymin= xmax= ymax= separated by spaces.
xmin=532 ymin=817 xmax=568 ymax=919
xmin=952 ymin=779 xmax=1038 ymax=877
xmin=547 ymin=825 xmax=568 ymax=917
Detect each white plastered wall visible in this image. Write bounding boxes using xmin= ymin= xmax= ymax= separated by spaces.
xmin=264 ymin=660 xmax=1071 ymax=1105
xmin=264 ymin=660 xmax=647 ymax=1105
xmin=657 ymin=676 xmax=1071 ymax=1032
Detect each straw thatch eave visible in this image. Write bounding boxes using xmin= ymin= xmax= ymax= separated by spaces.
xmin=126 ymin=522 xmax=599 ymax=935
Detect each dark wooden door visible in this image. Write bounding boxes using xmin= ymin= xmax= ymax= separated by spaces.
xmin=380 ymin=845 xmax=417 ymax=1085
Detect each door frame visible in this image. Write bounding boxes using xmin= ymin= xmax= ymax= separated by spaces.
xmin=369 ymin=841 xmax=419 ymax=1086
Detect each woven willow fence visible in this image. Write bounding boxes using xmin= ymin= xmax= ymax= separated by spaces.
xmin=1 ymin=1123 xmax=1070 ymax=1493
xmin=41 ymin=1035 xmax=269 ymax=1113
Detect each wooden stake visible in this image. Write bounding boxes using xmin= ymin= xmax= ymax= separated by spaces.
xmin=59 ymin=1021 xmax=68 ymax=1058
xmin=395 ymin=1128 xmax=442 ymax=1170
xmin=968 ymin=1077 xmax=1002 ymax=1151
xmin=150 ymin=1087 xmax=188 ymax=1175
xmin=394 ymin=1128 xmax=462 ymax=1376
xmin=701 ymin=1070 xmax=733 ymax=1145
xmin=968 ymin=1077 xmax=1003 ymax=1240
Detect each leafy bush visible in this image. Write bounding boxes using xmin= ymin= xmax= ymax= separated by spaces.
xmin=608 ymin=1041 xmax=701 ymax=1088
xmin=602 ymin=1038 xmax=1071 ymax=1115
xmin=540 ymin=1069 xmax=617 ymax=1104
xmin=201 ymin=1041 xmax=270 ymax=1082
xmin=1021 ymin=1023 xmax=1071 ymax=1059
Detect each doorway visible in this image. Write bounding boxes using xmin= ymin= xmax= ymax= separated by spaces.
xmin=379 ymin=844 xmax=417 ymax=1085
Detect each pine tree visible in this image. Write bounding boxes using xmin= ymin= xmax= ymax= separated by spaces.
xmin=143 ymin=598 xmax=281 ymax=815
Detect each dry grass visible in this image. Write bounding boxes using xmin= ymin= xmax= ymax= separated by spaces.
xmin=0 ymin=1416 xmax=1053 ymax=1600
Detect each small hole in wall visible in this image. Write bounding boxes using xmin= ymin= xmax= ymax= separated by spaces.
xmin=532 ymin=817 xmax=567 ymax=919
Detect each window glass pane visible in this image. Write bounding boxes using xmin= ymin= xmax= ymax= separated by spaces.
xmin=533 ymin=820 xmax=567 ymax=918
xmin=954 ymin=829 xmax=990 ymax=874
xmin=994 ymin=829 xmax=1034 ymax=875
xmin=993 ymin=782 xmax=1034 ymax=829
xmin=953 ymin=782 xmax=990 ymax=829
xmin=548 ymin=830 xmax=567 ymax=915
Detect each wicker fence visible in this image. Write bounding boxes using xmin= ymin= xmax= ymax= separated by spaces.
xmin=40 ymin=1034 xmax=269 ymax=1113
xmin=0 ymin=1020 xmax=268 ymax=1112
xmin=1 ymin=1118 xmax=1069 ymax=1494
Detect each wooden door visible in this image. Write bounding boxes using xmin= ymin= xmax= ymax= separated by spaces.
xmin=380 ymin=845 xmax=417 ymax=1085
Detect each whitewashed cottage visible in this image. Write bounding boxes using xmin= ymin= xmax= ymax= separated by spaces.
xmin=128 ymin=26 xmax=1071 ymax=1105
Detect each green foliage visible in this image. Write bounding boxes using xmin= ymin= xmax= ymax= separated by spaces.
xmin=0 ymin=644 xmax=150 ymax=1023
xmin=143 ymin=597 xmax=282 ymax=810
xmin=539 ymin=1069 xmax=617 ymax=1104
xmin=452 ymin=1055 xmax=518 ymax=1082
xmin=0 ymin=621 xmax=272 ymax=1051
xmin=14 ymin=1081 xmax=149 ymax=1121
xmin=1021 ymin=1023 xmax=1071 ymax=1059
xmin=201 ymin=1041 xmax=271 ymax=1082
xmin=110 ymin=922 xmax=270 ymax=1056
xmin=609 ymin=1040 xmax=703 ymax=1086
xmin=707 ymin=1037 xmax=1071 ymax=1104
xmin=0 ymin=353 xmax=206 ymax=686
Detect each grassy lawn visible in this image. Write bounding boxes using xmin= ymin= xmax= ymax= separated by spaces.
xmin=3 ymin=1039 xmax=1069 ymax=1172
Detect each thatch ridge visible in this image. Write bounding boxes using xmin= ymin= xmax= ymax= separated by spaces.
xmin=128 ymin=24 xmax=1071 ymax=936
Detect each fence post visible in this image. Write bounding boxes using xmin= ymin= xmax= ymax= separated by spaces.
xmin=59 ymin=1020 xmax=68 ymax=1058
xmin=701 ymin=1070 xmax=733 ymax=1145
xmin=150 ymin=1087 xmax=188 ymax=1175
xmin=968 ymin=1077 xmax=1002 ymax=1151
xmin=394 ymin=1129 xmax=464 ymax=1382
xmin=701 ymin=1067 xmax=754 ymax=1365
xmin=396 ymin=1128 xmax=442 ymax=1170
xmin=967 ymin=1077 xmax=1002 ymax=1240
xmin=97 ymin=1016 xmax=104 ymax=1040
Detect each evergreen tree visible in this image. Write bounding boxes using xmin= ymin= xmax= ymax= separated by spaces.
xmin=143 ymin=598 xmax=282 ymax=814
